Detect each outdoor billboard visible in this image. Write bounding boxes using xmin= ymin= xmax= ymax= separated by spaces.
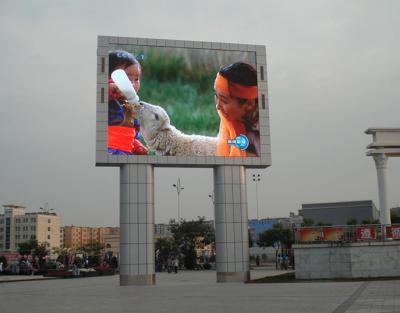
xmin=96 ymin=36 xmax=270 ymax=168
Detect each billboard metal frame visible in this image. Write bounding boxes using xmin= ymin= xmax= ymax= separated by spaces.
xmin=96 ymin=36 xmax=271 ymax=168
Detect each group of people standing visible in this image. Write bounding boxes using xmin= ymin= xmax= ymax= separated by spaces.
xmin=166 ymin=257 xmax=179 ymax=274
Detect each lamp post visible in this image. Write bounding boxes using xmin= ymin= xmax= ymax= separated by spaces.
xmin=252 ymin=174 xmax=261 ymax=220
xmin=208 ymin=193 xmax=214 ymax=205
xmin=208 ymin=192 xmax=216 ymax=229
xmin=172 ymin=178 xmax=184 ymax=221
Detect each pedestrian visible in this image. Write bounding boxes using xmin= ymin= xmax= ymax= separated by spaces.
xmin=174 ymin=258 xmax=179 ymax=274
xmin=283 ymin=254 xmax=289 ymax=270
xmin=277 ymin=254 xmax=282 ymax=270
xmin=0 ymin=261 xmax=3 ymax=274
xmin=167 ymin=257 xmax=172 ymax=273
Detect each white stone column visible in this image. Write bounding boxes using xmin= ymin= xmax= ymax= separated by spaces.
xmin=373 ymin=154 xmax=391 ymax=225
xmin=214 ymin=165 xmax=250 ymax=282
xmin=119 ymin=164 xmax=155 ymax=285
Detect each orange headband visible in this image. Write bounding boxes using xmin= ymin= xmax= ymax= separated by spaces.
xmin=214 ymin=72 xmax=258 ymax=100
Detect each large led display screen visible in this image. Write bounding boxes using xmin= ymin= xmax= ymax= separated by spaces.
xmin=96 ymin=37 xmax=270 ymax=167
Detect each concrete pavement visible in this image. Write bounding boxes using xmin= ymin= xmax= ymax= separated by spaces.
xmin=0 ymin=274 xmax=56 ymax=283
xmin=0 ymin=270 xmax=399 ymax=313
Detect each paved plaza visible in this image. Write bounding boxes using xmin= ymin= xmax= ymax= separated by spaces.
xmin=0 ymin=270 xmax=399 ymax=313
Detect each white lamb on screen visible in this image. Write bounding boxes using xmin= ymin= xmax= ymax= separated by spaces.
xmin=133 ymin=101 xmax=218 ymax=156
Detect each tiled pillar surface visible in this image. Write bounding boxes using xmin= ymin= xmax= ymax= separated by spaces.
xmin=373 ymin=154 xmax=390 ymax=225
xmin=119 ymin=164 xmax=155 ymax=285
xmin=214 ymin=165 xmax=250 ymax=283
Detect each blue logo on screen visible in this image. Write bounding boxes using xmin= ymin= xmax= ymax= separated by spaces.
xmin=227 ymin=135 xmax=249 ymax=150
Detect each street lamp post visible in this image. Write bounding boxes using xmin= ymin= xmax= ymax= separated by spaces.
xmin=208 ymin=191 xmax=216 ymax=229
xmin=208 ymin=193 xmax=214 ymax=205
xmin=252 ymin=174 xmax=261 ymax=220
xmin=172 ymin=178 xmax=184 ymax=221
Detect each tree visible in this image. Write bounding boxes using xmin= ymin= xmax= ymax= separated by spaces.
xmin=155 ymin=237 xmax=178 ymax=269
xmin=17 ymin=239 xmax=49 ymax=268
xmin=18 ymin=239 xmax=38 ymax=255
xmin=258 ymin=223 xmax=293 ymax=247
xmin=169 ymin=217 xmax=215 ymax=270
xmin=302 ymin=218 xmax=314 ymax=227
xmin=346 ymin=218 xmax=357 ymax=225
xmin=78 ymin=240 xmax=104 ymax=266
xmin=391 ymin=212 xmax=400 ymax=224
xmin=316 ymin=221 xmax=332 ymax=226
xmin=35 ymin=243 xmax=49 ymax=268
xmin=53 ymin=247 xmax=72 ymax=267
xmin=79 ymin=240 xmax=104 ymax=256
xmin=361 ymin=219 xmax=380 ymax=225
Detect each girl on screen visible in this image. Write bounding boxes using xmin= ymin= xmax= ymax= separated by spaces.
xmin=214 ymin=62 xmax=260 ymax=157
xmin=108 ymin=50 xmax=148 ymax=155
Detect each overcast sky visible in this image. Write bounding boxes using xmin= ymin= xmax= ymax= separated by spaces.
xmin=0 ymin=0 xmax=399 ymax=226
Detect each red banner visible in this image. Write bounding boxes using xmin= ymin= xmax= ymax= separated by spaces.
xmin=386 ymin=226 xmax=400 ymax=240
xmin=322 ymin=228 xmax=344 ymax=241
xmin=299 ymin=228 xmax=322 ymax=242
xmin=0 ymin=252 xmax=21 ymax=262
xmin=356 ymin=227 xmax=376 ymax=240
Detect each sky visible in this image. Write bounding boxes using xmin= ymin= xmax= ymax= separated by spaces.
xmin=0 ymin=0 xmax=399 ymax=227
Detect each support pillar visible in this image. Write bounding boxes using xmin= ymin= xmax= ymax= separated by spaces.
xmin=373 ymin=154 xmax=391 ymax=225
xmin=119 ymin=164 xmax=155 ymax=285
xmin=214 ymin=165 xmax=250 ymax=282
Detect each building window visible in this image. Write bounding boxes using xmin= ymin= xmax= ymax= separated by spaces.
xmin=23 ymin=234 xmax=28 ymax=239
xmin=0 ymin=220 xmax=4 ymax=224
xmin=48 ymin=219 xmax=51 ymax=223
xmin=0 ymin=228 xmax=3 ymax=232
xmin=16 ymin=226 xmax=20 ymax=231
xmin=47 ymin=235 xmax=51 ymax=240
xmin=31 ymin=218 xmax=36 ymax=222
xmin=30 ymin=235 xmax=36 ymax=239
xmin=16 ymin=235 xmax=20 ymax=239
xmin=31 ymin=226 xmax=36 ymax=231
xmin=16 ymin=218 xmax=20 ymax=223
xmin=5 ymin=218 xmax=11 ymax=250
xmin=48 ymin=227 xmax=51 ymax=231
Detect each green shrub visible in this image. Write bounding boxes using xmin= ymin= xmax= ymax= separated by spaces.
xmin=203 ymin=263 xmax=211 ymax=270
xmin=140 ymin=80 xmax=218 ymax=136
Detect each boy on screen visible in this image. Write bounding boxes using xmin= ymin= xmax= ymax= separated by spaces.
xmin=214 ymin=62 xmax=260 ymax=157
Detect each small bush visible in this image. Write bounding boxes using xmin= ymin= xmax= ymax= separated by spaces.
xmin=203 ymin=263 xmax=211 ymax=270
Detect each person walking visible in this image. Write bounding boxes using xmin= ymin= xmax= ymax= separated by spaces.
xmin=167 ymin=257 xmax=172 ymax=273
xmin=173 ymin=258 xmax=179 ymax=274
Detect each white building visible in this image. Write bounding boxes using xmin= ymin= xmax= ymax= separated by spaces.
xmin=0 ymin=204 xmax=61 ymax=252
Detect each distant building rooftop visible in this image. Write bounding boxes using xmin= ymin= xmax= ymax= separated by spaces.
xmin=299 ymin=200 xmax=379 ymax=225
xmin=2 ymin=204 xmax=26 ymax=208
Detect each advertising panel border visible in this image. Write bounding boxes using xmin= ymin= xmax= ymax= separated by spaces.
xmin=96 ymin=36 xmax=271 ymax=168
